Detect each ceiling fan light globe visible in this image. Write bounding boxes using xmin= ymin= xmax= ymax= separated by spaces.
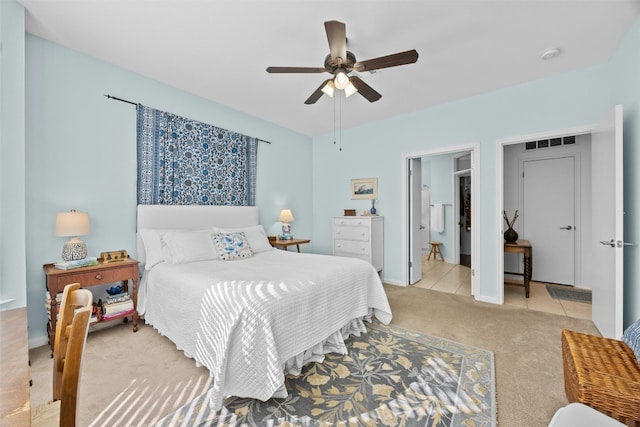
xmin=334 ymin=71 xmax=349 ymax=90
xmin=344 ymin=82 xmax=358 ymax=98
xmin=321 ymin=80 xmax=335 ymax=97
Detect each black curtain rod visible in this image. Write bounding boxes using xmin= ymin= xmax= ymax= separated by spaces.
xmin=104 ymin=94 xmax=272 ymax=144
xmin=104 ymin=94 xmax=137 ymax=106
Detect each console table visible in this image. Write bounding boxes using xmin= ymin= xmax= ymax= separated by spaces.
xmin=43 ymin=259 xmax=139 ymax=355
xmin=504 ymin=239 xmax=533 ymax=298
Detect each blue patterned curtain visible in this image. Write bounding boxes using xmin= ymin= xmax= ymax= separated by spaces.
xmin=137 ymin=104 xmax=257 ymax=206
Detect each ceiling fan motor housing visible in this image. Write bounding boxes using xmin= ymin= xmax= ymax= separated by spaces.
xmin=324 ymin=51 xmax=357 ymax=73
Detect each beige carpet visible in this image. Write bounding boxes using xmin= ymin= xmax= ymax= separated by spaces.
xmin=29 ymin=284 xmax=599 ymax=426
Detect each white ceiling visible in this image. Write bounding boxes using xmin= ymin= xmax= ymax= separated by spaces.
xmin=18 ymin=0 xmax=640 ymax=137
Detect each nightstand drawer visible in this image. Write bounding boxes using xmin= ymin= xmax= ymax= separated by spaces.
xmin=49 ymin=265 xmax=135 ymax=288
xmin=333 ymin=226 xmax=369 ymax=241
xmin=334 ymin=240 xmax=371 ymax=256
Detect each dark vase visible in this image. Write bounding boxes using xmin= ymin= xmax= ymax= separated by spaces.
xmin=504 ymin=226 xmax=519 ymax=243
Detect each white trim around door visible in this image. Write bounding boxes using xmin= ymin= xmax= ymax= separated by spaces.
xmin=401 ymin=143 xmax=481 ymax=298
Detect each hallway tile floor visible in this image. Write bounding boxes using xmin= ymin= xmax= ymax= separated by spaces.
xmin=412 ymin=257 xmax=591 ymax=320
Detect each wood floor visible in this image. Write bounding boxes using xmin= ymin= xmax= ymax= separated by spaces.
xmin=413 ymin=256 xmax=592 ymax=320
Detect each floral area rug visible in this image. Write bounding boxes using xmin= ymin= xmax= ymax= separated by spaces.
xmin=154 ymin=321 xmax=496 ymax=427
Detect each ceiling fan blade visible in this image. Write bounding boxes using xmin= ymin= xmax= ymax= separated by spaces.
xmin=324 ymin=20 xmax=347 ymax=63
xmin=304 ymin=79 xmax=333 ymax=105
xmin=266 ymin=66 xmax=327 ymax=73
xmin=349 ymin=76 xmax=382 ymax=102
xmin=353 ymin=49 xmax=419 ymax=72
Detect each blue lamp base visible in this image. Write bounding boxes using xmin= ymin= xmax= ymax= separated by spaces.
xmin=280 ymin=223 xmax=293 ymax=240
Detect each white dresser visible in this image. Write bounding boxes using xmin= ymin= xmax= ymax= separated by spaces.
xmin=333 ymin=216 xmax=383 ymax=272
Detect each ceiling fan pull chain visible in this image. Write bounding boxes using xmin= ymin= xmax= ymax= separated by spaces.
xmin=333 ymin=94 xmax=337 ymax=145
xmin=339 ymin=94 xmax=342 ymax=152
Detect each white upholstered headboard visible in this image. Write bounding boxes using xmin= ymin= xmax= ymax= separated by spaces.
xmin=136 ymin=205 xmax=260 ymax=265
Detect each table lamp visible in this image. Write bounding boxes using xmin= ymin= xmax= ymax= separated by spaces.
xmin=55 ymin=209 xmax=90 ymax=261
xmin=278 ymin=209 xmax=295 ymax=240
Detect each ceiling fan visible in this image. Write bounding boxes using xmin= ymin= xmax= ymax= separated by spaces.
xmin=266 ymin=20 xmax=419 ymax=104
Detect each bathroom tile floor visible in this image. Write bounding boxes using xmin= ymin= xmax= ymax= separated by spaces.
xmin=413 ymin=256 xmax=591 ymax=320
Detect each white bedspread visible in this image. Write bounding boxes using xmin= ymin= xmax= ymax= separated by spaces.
xmin=140 ymin=250 xmax=392 ymax=410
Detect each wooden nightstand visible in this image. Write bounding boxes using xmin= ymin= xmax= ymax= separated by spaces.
xmin=43 ymin=258 xmax=139 ymax=355
xmin=270 ymin=238 xmax=311 ymax=253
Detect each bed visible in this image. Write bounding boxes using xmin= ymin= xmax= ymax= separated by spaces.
xmin=136 ymin=205 xmax=392 ymax=411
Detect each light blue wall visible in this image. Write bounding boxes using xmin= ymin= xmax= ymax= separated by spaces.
xmin=312 ymin=59 xmax=615 ymax=299
xmin=25 ymin=35 xmax=312 ymax=346
xmin=0 ymin=0 xmax=27 ymax=310
xmin=610 ymin=18 xmax=640 ymax=326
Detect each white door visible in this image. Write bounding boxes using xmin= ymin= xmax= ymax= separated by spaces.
xmin=409 ymin=158 xmax=423 ymax=284
xmin=523 ymin=157 xmax=576 ymax=284
xmin=591 ymin=105 xmax=624 ymax=339
xmin=421 ymin=188 xmax=431 ymax=253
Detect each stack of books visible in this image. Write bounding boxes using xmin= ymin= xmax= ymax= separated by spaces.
xmin=45 ymin=291 xmax=63 ymax=320
xmin=101 ymin=292 xmax=134 ymax=320
xmin=54 ymin=257 xmax=99 ymax=270
xmin=45 ymin=291 xmax=99 ymax=323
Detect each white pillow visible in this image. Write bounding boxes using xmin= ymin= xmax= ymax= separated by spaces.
xmin=139 ymin=229 xmax=171 ymax=270
xmin=214 ymin=225 xmax=274 ymax=253
xmin=161 ymin=230 xmax=218 ymax=264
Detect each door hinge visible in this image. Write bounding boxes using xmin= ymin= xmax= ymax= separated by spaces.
xmin=409 ymin=261 xmax=413 ymax=268
xmin=471 ymin=269 xmax=475 ymax=276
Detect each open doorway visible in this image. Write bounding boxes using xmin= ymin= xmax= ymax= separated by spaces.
xmin=402 ymin=144 xmax=480 ymax=297
xmin=497 ymin=105 xmax=624 ymax=338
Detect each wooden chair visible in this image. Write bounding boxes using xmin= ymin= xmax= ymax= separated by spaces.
xmin=427 ymin=241 xmax=444 ymax=261
xmin=32 ymin=283 xmax=93 ymax=427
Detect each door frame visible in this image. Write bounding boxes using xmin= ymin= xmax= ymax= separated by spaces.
xmin=497 ymin=124 xmax=593 ymax=304
xmin=452 ymin=153 xmax=472 ymax=266
xmin=401 ymin=143 xmax=480 ymax=297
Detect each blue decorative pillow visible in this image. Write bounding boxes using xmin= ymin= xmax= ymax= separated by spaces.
xmin=212 ymin=232 xmax=253 ymax=261
xmin=622 ymin=318 xmax=640 ymax=363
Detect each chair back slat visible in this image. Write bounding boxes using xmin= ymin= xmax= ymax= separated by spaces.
xmin=50 ymin=283 xmax=92 ymax=426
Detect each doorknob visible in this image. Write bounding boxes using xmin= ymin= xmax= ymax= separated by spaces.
xmin=560 ymin=226 xmax=573 ymax=230
xmin=600 ymin=239 xmax=634 ymax=248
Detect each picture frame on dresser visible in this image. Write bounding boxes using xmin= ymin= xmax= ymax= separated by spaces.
xmin=350 ymin=177 xmax=377 ymax=200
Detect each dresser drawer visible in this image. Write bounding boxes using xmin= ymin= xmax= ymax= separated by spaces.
xmin=333 ymin=226 xmax=369 ymax=241
xmin=334 ymin=240 xmax=371 ymax=257
xmin=335 ymin=252 xmax=371 ymax=264
xmin=333 ymin=217 xmax=369 ymax=227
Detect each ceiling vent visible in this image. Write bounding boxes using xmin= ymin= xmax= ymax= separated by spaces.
xmin=525 ymin=135 xmax=576 ymax=150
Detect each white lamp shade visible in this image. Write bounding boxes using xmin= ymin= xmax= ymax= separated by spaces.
xmin=278 ymin=209 xmax=295 ymax=223
xmin=55 ymin=210 xmax=90 ymax=237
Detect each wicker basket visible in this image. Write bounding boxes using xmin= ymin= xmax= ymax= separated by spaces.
xmin=562 ymin=329 xmax=640 ymax=426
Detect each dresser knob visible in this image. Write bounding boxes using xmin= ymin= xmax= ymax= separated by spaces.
xmin=95 ymin=274 xmax=103 ymax=280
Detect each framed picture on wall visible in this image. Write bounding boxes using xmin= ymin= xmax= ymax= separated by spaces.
xmin=351 ymin=178 xmax=377 ymax=200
